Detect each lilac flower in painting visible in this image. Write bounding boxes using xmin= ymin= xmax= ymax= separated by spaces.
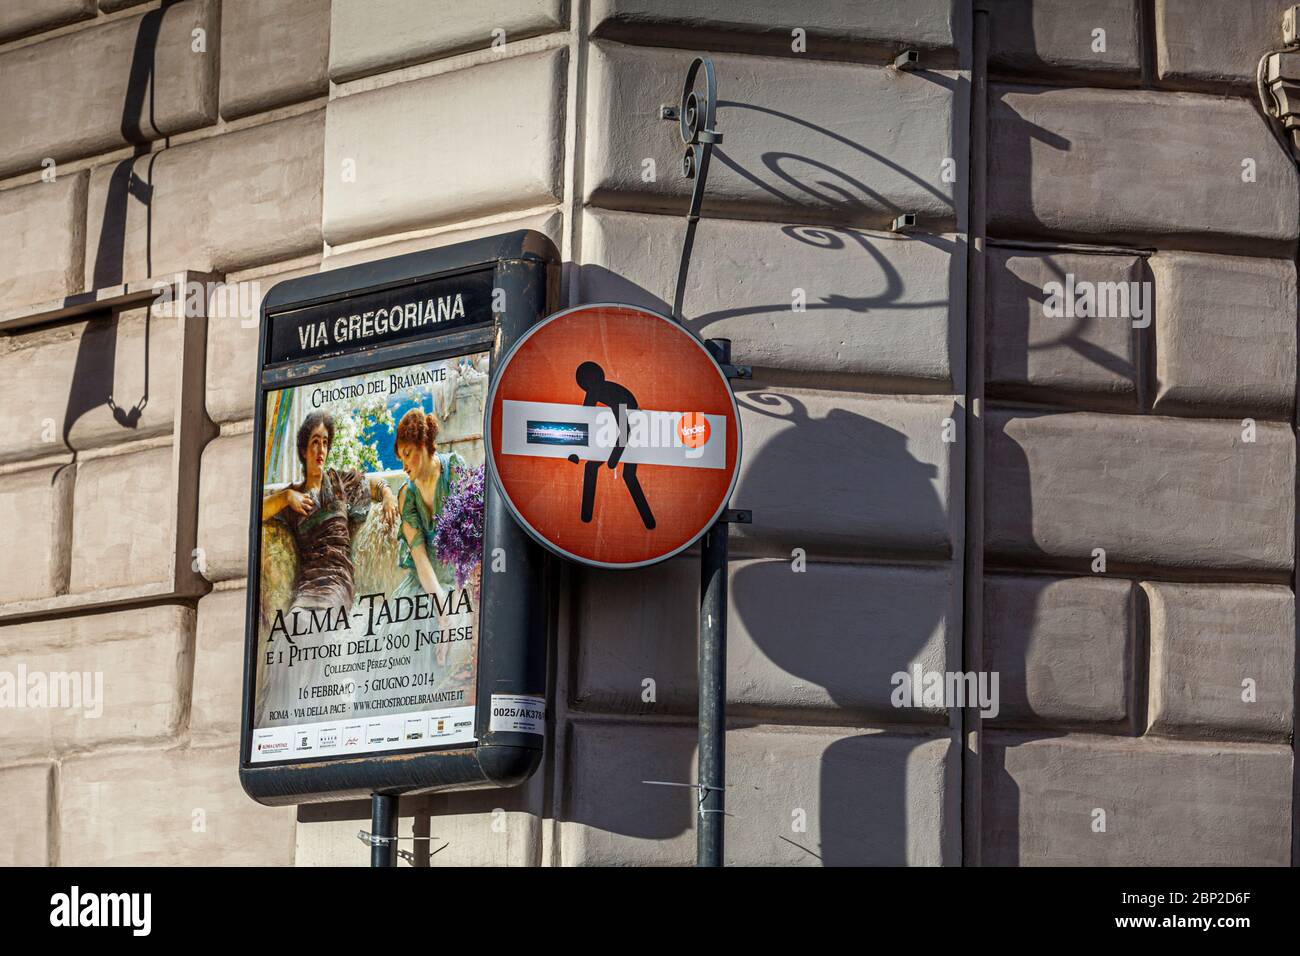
xmin=434 ymin=463 xmax=485 ymax=589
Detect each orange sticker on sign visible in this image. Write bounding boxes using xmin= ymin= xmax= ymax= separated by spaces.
xmin=677 ymin=412 xmax=711 ymax=449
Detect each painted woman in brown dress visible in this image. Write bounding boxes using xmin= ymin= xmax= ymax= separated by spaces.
xmin=261 ymin=411 xmax=399 ymax=611
xmin=256 ymin=411 xmax=399 ymax=725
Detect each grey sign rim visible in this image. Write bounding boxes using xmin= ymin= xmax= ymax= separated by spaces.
xmin=483 ymin=301 xmax=743 ymax=570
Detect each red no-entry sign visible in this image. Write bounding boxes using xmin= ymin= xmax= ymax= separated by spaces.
xmin=485 ymin=303 xmax=742 ymax=568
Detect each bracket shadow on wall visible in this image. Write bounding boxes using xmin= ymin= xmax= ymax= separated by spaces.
xmin=239 ymin=230 xmax=559 ymax=806
xmin=0 ymin=270 xmax=216 ymax=625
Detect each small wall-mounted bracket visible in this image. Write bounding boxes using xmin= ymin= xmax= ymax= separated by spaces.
xmin=357 ymin=830 xmax=448 ymax=865
xmin=891 ymin=213 xmax=918 ymax=233
xmin=357 ymin=830 xmax=445 ymax=847
xmin=643 ymin=780 xmax=731 ymax=823
xmin=1264 ymin=52 xmax=1300 ymax=153
xmin=1267 ymin=52 xmax=1300 ymax=117
xmin=1284 ymin=5 xmax=1300 ymax=46
xmin=893 ymin=49 xmax=920 ymax=70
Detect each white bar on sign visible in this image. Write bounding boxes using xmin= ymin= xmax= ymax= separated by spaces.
xmin=500 ymin=400 xmax=725 ymax=469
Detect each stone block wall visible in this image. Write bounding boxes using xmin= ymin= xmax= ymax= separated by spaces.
xmin=978 ymin=0 xmax=1296 ymax=866
xmin=0 ymin=0 xmax=1292 ymax=867
xmin=0 ymin=0 xmax=332 ymax=866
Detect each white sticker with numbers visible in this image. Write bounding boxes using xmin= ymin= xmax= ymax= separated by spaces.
xmin=489 ymin=694 xmax=546 ymax=735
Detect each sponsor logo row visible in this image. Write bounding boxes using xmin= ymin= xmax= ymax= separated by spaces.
xmin=251 ymin=708 xmax=474 ymax=762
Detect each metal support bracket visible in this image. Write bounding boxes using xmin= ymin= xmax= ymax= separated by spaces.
xmin=357 ymin=829 xmax=449 ymax=866
xmin=671 ymin=56 xmax=723 ymax=325
xmin=357 ymin=830 xmax=445 ymax=846
xmin=893 ymin=49 xmax=920 ymax=70
xmin=721 ymin=363 xmax=752 ymax=380
xmin=643 ymin=780 xmax=731 ymax=824
xmin=1264 ymin=51 xmax=1300 ymax=154
xmin=891 ymin=213 xmax=918 ymax=233
xmin=357 ymin=829 xmax=389 ymax=847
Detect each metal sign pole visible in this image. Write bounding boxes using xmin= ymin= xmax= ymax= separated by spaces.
xmin=370 ymin=793 xmax=398 ymax=867
xmin=698 ymin=338 xmax=730 ymax=867
xmin=671 ymin=58 xmax=752 ymax=867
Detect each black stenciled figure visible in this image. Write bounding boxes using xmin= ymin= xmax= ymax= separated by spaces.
xmin=566 ymin=361 xmax=656 ymax=530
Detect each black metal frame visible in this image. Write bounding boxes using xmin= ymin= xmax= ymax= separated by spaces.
xmin=239 ymin=230 xmax=559 ymax=806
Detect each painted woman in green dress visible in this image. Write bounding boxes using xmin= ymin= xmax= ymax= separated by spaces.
xmin=391 ymin=408 xmax=470 ymax=681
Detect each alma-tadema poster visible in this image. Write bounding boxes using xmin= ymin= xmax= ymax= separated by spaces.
xmin=249 ymin=350 xmax=489 ymax=763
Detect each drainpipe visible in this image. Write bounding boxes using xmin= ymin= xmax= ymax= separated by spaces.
xmin=961 ymin=0 xmax=991 ymax=869
xmin=1257 ymin=7 xmax=1300 ymax=868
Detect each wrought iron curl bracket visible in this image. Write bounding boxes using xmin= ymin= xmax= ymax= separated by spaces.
xmin=671 ymin=56 xmax=723 ymax=326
